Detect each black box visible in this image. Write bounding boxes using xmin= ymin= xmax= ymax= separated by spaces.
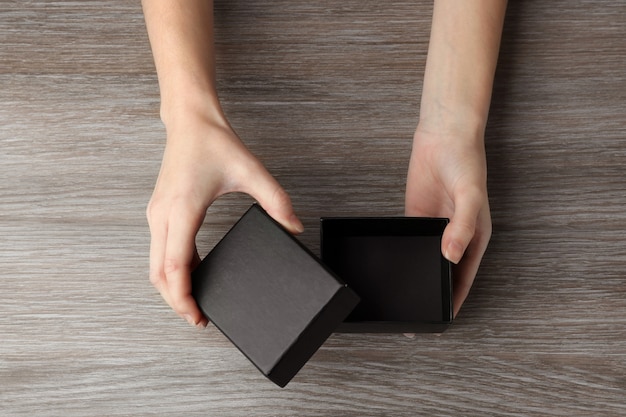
xmin=321 ymin=217 xmax=452 ymax=333
xmin=192 ymin=204 xmax=359 ymax=387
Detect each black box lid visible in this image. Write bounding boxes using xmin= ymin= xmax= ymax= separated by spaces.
xmin=192 ymin=204 xmax=359 ymax=387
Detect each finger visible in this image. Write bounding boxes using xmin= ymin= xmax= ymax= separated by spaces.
xmin=163 ymin=208 xmax=206 ymax=326
xmin=147 ymin=204 xmax=173 ymax=308
xmin=451 ymin=205 xmax=492 ymax=317
xmin=441 ymin=187 xmax=483 ymax=264
xmin=451 ymin=237 xmax=483 ymax=318
xmin=242 ymin=164 xmax=304 ymax=234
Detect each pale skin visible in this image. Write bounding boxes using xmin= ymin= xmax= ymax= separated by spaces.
xmin=142 ymin=0 xmax=507 ymax=327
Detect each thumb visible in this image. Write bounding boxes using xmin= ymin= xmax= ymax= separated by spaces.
xmin=441 ymin=189 xmax=482 ymax=264
xmin=242 ymin=166 xmax=304 ymax=234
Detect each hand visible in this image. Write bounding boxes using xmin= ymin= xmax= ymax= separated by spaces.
xmin=146 ymin=115 xmax=304 ymax=327
xmin=405 ymin=126 xmax=492 ymax=317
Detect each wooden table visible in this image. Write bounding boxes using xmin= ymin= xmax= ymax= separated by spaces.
xmin=1 ymin=1 xmax=625 ymax=415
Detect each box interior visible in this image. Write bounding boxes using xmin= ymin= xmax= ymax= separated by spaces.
xmin=321 ymin=217 xmax=452 ymax=332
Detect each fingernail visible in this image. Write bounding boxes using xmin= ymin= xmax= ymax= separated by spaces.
xmin=444 ymin=241 xmax=464 ymax=264
xmin=291 ymin=215 xmax=304 ymax=234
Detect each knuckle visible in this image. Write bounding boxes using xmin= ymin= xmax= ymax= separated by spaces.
xmin=145 ymin=200 xmax=154 ymax=223
xmin=271 ymin=186 xmax=292 ymax=209
xmin=145 ymin=196 xmax=162 ymax=225
xmin=456 ymin=220 xmax=477 ymax=244
xmin=459 ymin=183 xmax=487 ymax=204
xmin=163 ymin=257 xmax=183 ymax=276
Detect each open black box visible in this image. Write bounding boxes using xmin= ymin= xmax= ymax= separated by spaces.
xmin=321 ymin=216 xmax=453 ymax=333
xmin=191 ymin=204 xmax=359 ymax=388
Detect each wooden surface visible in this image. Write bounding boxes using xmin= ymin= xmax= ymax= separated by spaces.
xmin=1 ymin=1 xmax=625 ymax=415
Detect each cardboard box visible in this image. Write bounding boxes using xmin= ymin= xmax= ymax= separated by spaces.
xmin=192 ymin=204 xmax=359 ymax=387
xmin=321 ymin=217 xmax=452 ymax=333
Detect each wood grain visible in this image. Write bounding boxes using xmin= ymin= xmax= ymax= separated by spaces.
xmin=1 ymin=1 xmax=625 ymax=416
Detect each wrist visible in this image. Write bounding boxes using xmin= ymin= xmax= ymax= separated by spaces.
xmin=418 ymin=93 xmax=490 ymax=140
xmin=416 ymin=113 xmax=486 ymax=148
xmin=159 ymin=87 xmax=228 ymax=134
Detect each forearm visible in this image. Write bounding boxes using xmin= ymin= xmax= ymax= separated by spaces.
xmin=142 ymin=0 xmax=223 ymax=128
xmin=420 ymin=0 xmax=507 ymax=137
